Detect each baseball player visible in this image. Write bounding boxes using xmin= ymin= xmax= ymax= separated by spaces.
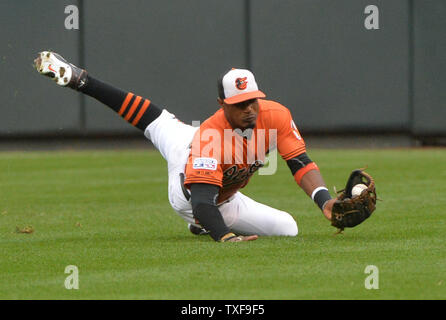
xmin=34 ymin=51 xmax=337 ymax=242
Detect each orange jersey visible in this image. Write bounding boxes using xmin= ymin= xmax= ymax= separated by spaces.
xmin=184 ymin=99 xmax=306 ymax=203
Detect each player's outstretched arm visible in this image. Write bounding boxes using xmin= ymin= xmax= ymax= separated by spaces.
xmin=298 ymin=169 xmax=334 ymax=220
xmin=34 ymin=51 xmax=161 ymax=131
xmin=286 ymin=152 xmax=333 ymax=220
xmin=286 ymin=153 xmax=376 ymax=231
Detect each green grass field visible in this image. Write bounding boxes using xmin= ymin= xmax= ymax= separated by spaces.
xmin=0 ymin=148 xmax=445 ymax=299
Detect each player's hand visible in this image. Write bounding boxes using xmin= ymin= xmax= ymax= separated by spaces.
xmin=322 ymin=198 xmax=336 ymax=221
xmin=219 ymin=232 xmax=258 ymax=242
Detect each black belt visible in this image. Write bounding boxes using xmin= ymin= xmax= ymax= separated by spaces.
xmin=179 ymin=173 xmax=191 ymax=201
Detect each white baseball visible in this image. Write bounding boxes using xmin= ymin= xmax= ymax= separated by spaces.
xmin=351 ymin=184 xmax=367 ymax=197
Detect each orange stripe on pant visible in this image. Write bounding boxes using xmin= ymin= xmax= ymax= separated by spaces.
xmin=124 ymin=96 xmax=142 ymax=121
xmin=118 ymin=93 xmax=134 ymax=116
xmin=132 ymin=99 xmax=151 ymax=126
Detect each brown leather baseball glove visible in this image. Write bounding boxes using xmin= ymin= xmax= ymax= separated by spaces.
xmin=331 ymin=169 xmax=377 ymax=233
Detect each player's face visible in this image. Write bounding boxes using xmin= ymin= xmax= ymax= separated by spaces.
xmin=220 ymin=98 xmax=259 ymax=130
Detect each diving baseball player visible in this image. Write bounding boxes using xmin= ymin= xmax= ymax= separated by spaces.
xmin=34 ymin=51 xmax=339 ymax=242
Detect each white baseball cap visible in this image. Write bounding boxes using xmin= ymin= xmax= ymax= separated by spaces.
xmin=218 ymin=68 xmax=266 ymax=104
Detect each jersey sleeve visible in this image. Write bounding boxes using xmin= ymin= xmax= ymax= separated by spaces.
xmin=184 ymin=127 xmax=224 ymax=188
xmin=275 ymin=108 xmax=307 ymax=160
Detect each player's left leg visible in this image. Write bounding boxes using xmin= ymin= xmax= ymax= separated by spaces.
xmin=35 ymin=51 xmax=202 ymax=235
xmin=218 ymin=192 xmax=298 ymax=237
xmin=34 ymin=51 xmax=163 ymax=132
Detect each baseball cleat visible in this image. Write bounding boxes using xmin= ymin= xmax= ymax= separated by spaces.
xmin=34 ymin=51 xmax=88 ymax=90
xmin=188 ymin=223 xmax=210 ymax=236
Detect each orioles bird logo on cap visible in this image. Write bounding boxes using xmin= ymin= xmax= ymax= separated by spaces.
xmin=235 ymin=77 xmax=248 ymax=90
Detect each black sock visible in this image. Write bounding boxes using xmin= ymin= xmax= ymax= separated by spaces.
xmin=80 ymin=75 xmax=162 ymax=131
